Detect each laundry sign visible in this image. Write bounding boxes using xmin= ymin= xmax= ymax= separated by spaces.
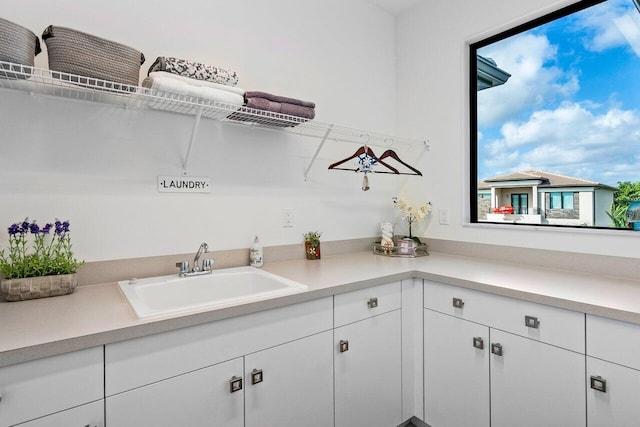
xmin=157 ymin=176 xmax=211 ymax=193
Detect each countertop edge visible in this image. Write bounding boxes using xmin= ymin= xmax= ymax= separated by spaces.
xmin=2 ymin=251 xmax=639 ymax=367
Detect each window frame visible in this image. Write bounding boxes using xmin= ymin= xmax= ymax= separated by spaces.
xmin=468 ymin=0 xmax=623 ymax=231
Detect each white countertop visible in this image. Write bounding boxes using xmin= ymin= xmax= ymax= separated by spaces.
xmin=1 ymin=251 xmax=639 ymax=367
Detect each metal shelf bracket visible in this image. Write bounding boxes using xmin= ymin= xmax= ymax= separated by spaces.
xmin=303 ymin=124 xmax=333 ymax=181
xmin=182 ymin=106 xmax=204 ymax=176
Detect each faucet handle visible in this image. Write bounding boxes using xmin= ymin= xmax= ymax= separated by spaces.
xmin=202 ymin=258 xmax=214 ymax=271
xmin=176 ymin=261 xmax=190 ymax=275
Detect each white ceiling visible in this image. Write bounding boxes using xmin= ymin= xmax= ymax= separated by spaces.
xmin=365 ymin=0 xmax=425 ymax=15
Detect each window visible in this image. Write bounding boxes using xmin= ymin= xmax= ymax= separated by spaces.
xmin=511 ymin=193 xmax=528 ymax=214
xmin=470 ymin=0 xmax=640 ymax=230
xmin=549 ymin=192 xmax=574 ymax=209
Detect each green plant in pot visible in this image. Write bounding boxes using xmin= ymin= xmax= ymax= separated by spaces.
xmin=0 ymin=218 xmax=84 ymax=301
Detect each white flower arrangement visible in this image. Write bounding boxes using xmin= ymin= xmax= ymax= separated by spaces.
xmin=393 ymin=197 xmax=432 ymax=240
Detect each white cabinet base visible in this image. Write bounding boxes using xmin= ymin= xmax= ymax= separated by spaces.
xmin=106 ymin=358 xmax=244 ymax=427
xmin=335 ymin=310 xmax=402 ymax=427
xmin=588 ymin=356 xmax=640 ymax=427
xmin=490 ymin=329 xmax=585 ymax=427
xmin=424 ymin=309 xmax=489 ymax=427
xmin=245 ymin=331 xmax=334 ymax=427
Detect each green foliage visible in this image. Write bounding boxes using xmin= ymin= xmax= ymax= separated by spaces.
xmin=606 ymin=203 xmax=629 ymax=228
xmin=303 ymin=231 xmax=322 ymax=243
xmin=614 ymin=181 xmax=640 ymax=206
xmin=606 ymin=181 xmax=640 ymax=228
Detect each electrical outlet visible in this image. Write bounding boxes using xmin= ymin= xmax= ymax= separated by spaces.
xmin=282 ymin=208 xmax=294 ymax=228
xmin=439 ymin=208 xmax=450 ymax=225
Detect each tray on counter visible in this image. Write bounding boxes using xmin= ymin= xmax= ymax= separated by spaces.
xmin=373 ymin=238 xmax=428 ymax=258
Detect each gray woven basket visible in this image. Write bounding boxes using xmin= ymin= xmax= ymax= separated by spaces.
xmin=0 ymin=17 xmax=41 ymax=77
xmin=43 ymin=25 xmax=145 ymax=86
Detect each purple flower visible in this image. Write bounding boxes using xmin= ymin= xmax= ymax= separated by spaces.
xmin=41 ymin=223 xmax=53 ymax=234
xmin=7 ymin=223 xmax=20 ymax=235
xmin=54 ymin=220 xmax=63 ymax=235
xmin=62 ymin=221 xmax=70 ymax=233
xmin=29 ymin=221 xmax=40 ymax=234
xmin=20 ymin=219 xmax=29 ymax=233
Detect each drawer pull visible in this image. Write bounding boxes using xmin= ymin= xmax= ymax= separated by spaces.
xmin=590 ymin=376 xmax=607 ymax=393
xmin=473 ymin=337 xmax=484 ymax=350
xmin=452 ymin=298 xmax=464 ymax=309
xmin=525 ymin=315 xmax=540 ymax=329
xmin=491 ymin=343 xmax=503 ymax=356
xmin=367 ymin=297 xmax=379 ymax=309
xmin=229 ymin=375 xmax=243 ymax=393
xmin=339 ymin=339 xmax=350 ymax=353
xmin=251 ymin=369 xmax=264 ymax=385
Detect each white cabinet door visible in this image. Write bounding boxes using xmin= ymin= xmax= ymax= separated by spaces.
xmin=334 ymin=310 xmax=402 ymax=427
xmin=423 ymin=308 xmax=490 ymax=427
xmin=105 ymin=357 xmax=244 ymax=427
xmin=490 ymin=329 xmax=585 ymax=427
xmin=15 ymin=400 xmax=104 ymax=427
xmin=244 ymin=330 xmax=334 ymax=427
xmin=587 ymin=356 xmax=640 ymax=427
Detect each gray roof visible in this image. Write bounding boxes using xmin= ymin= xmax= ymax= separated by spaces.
xmin=479 ymin=170 xmax=616 ymax=190
xmin=477 ymin=55 xmax=511 ymax=91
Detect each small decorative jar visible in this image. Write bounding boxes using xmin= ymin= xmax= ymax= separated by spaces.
xmin=303 ymin=231 xmax=322 ymax=260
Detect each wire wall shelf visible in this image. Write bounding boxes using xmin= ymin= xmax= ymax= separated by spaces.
xmin=0 ymin=61 xmax=427 ymax=176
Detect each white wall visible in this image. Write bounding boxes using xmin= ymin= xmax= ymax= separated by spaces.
xmin=0 ymin=0 xmax=419 ymax=261
xmin=397 ymin=0 xmax=640 ymax=258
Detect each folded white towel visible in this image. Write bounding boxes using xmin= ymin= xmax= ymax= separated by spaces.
xmin=147 ymin=71 xmax=245 ymax=96
xmin=142 ymin=73 xmax=244 ymax=106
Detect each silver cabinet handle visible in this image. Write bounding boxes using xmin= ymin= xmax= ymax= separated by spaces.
xmin=367 ymin=297 xmax=379 ymax=309
xmin=229 ymin=375 xmax=243 ymax=393
xmin=251 ymin=369 xmax=263 ymax=385
xmin=339 ymin=339 xmax=349 ymax=353
xmin=473 ymin=337 xmax=484 ymax=350
xmin=452 ymin=297 xmax=464 ymax=309
xmin=491 ymin=343 xmax=503 ymax=356
xmin=590 ymin=376 xmax=607 ymax=393
xmin=525 ymin=315 xmax=540 ymax=329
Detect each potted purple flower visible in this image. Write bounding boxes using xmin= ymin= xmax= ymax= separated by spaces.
xmin=0 ymin=218 xmax=84 ymax=301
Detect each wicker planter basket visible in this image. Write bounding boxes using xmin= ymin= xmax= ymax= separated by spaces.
xmin=42 ymin=25 xmax=145 ymax=86
xmin=0 ymin=17 xmax=41 ymax=77
xmin=1 ymin=273 xmax=78 ymax=302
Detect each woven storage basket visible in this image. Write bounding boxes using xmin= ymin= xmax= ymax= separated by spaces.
xmin=42 ymin=25 xmax=145 ymax=86
xmin=0 ymin=17 xmax=41 ymax=77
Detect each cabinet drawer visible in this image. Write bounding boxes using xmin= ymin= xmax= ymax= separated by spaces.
xmin=587 ymin=314 xmax=640 ymax=369
xmin=424 ymin=280 xmax=584 ymax=353
xmin=0 ymin=347 xmax=104 ymax=427
xmin=106 ymin=296 xmax=333 ymax=396
xmin=334 ymin=281 xmax=401 ymax=327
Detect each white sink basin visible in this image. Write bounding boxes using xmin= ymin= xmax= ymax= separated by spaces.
xmin=118 ymin=266 xmax=308 ymax=318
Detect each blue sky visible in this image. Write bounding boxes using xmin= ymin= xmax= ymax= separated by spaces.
xmin=477 ymin=0 xmax=640 ymax=186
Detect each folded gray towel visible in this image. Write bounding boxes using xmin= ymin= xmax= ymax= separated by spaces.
xmin=246 ymin=97 xmax=315 ymax=119
xmin=245 ymin=91 xmax=315 ymax=108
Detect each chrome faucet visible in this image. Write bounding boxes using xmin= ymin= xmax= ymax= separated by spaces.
xmin=193 ymin=242 xmax=209 ymax=272
xmin=176 ymin=242 xmax=214 ymax=277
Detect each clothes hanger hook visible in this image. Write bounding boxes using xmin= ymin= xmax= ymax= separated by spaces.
xmin=360 ymin=134 xmax=371 ymax=146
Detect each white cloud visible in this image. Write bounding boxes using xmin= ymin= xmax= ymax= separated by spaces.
xmin=575 ymin=0 xmax=634 ymax=52
xmin=481 ymin=102 xmax=640 ymax=184
xmin=477 ymin=33 xmax=579 ymax=127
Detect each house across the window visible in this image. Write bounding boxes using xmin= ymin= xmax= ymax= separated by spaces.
xmin=477 ymin=170 xmax=616 ymax=227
